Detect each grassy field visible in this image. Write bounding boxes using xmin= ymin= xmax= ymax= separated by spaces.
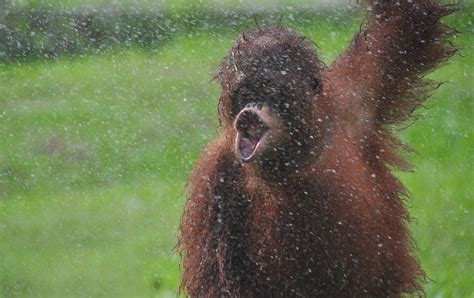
xmin=0 ymin=7 xmax=473 ymax=298
xmin=10 ymin=0 xmax=346 ymax=10
xmin=9 ymin=0 xmax=474 ymax=10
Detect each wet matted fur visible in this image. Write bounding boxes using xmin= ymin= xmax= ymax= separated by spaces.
xmin=179 ymin=0 xmax=456 ymax=296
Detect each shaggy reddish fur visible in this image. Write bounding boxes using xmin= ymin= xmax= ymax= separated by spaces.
xmin=179 ymin=0 xmax=456 ymax=296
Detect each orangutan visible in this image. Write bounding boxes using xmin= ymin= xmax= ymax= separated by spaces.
xmin=179 ymin=0 xmax=456 ymax=296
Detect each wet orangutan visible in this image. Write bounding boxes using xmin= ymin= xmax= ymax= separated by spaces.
xmin=179 ymin=0 xmax=456 ymax=296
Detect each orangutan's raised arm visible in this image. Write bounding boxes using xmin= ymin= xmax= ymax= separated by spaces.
xmin=325 ymin=0 xmax=456 ymax=131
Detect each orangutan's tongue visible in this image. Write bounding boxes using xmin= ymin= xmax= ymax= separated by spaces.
xmin=239 ymin=136 xmax=258 ymax=159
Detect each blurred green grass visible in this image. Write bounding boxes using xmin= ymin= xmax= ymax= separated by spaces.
xmin=10 ymin=0 xmax=345 ymax=10
xmin=0 ymin=8 xmax=473 ymax=298
xmin=10 ymin=0 xmax=474 ymax=10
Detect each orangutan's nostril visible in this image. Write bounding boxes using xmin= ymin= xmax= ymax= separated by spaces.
xmin=245 ymin=102 xmax=256 ymax=109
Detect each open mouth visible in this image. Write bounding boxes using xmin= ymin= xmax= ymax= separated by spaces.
xmin=235 ymin=109 xmax=268 ymax=161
